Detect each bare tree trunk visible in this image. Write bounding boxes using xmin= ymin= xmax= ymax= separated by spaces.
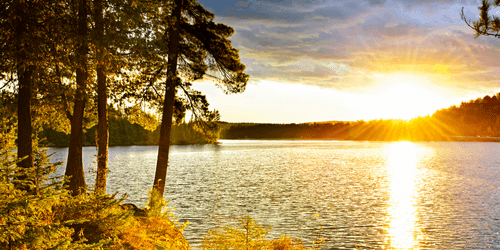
xmin=65 ymin=0 xmax=88 ymax=196
xmin=15 ymin=0 xmax=34 ymax=189
xmin=152 ymin=0 xmax=183 ymax=199
xmin=94 ymin=0 xmax=108 ymax=195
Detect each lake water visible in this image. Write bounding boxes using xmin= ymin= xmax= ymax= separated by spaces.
xmin=48 ymin=140 xmax=500 ymax=249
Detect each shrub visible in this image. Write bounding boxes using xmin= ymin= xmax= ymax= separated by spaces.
xmin=119 ymin=190 xmax=190 ymax=250
xmin=0 ymin=119 xmax=190 ymax=249
xmin=202 ymin=215 xmax=324 ymax=250
xmin=267 ymin=236 xmax=306 ymax=250
xmin=0 ymin=119 xmax=78 ymax=249
xmin=202 ymin=215 xmax=270 ymax=250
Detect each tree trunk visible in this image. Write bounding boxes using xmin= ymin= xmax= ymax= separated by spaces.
xmin=152 ymin=0 xmax=183 ymax=199
xmin=94 ymin=0 xmax=108 ymax=195
xmin=15 ymin=0 xmax=34 ymax=189
xmin=65 ymin=0 xmax=88 ymax=196
xmin=17 ymin=66 xmax=33 ymax=181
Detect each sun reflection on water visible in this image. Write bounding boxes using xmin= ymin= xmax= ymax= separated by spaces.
xmin=385 ymin=141 xmax=422 ymax=249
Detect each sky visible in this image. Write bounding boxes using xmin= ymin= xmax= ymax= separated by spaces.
xmin=190 ymin=0 xmax=500 ymax=123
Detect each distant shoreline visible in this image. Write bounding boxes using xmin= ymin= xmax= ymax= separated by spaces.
xmin=44 ymin=137 xmax=500 ymax=148
xmin=219 ymin=137 xmax=500 ymax=142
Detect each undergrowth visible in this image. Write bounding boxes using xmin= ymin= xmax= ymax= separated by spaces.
xmin=0 ymin=120 xmax=189 ymax=250
xmin=1 ymin=119 xmax=322 ymax=250
xmin=202 ymin=215 xmax=324 ymax=250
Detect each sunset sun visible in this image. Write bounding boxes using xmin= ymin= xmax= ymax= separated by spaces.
xmin=367 ymin=74 xmax=446 ymax=121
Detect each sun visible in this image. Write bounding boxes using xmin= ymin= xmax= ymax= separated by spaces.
xmin=365 ymin=74 xmax=447 ymax=120
xmin=378 ymin=83 xmax=435 ymax=120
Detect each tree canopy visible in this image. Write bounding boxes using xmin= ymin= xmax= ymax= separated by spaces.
xmin=0 ymin=0 xmax=248 ymax=198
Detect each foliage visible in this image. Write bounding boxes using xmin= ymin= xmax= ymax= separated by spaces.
xmin=202 ymin=216 xmax=322 ymax=250
xmin=202 ymin=215 xmax=270 ymax=250
xmin=0 ymin=118 xmax=190 ymax=249
xmin=2 ymin=0 xmax=240 ymax=197
xmin=461 ymin=0 xmax=500 ymax=38
xmin=266 ymin=236 xmax=307 ymax=250
xmin=120 ymin=189 xmax=191 ymax=250
xmin=39 ymin=118 xmax=218 ymax=147
xmin=53 ymin=193 xmax=132 ymax=246
xmin=0 ymin=119 xmax=84 ymax=249
xmin=171 ymin=122 xmax=219 ymax=145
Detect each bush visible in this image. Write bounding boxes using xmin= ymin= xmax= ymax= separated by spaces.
xmin=267 ymin=236 xmax=306 ymax=250
xmin=119 ymin=190 xmax=190 ymax=250
xmin=0 ymin=119 xmax=190 ymax=249
xmin=202 ymin=215 xmax=270 ymax=250
xmin=202 ymin=215 xmax=317 ymax=250
xmin=0 ymin=119 xmax=78 ymax=249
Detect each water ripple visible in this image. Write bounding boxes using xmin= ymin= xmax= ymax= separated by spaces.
xmin=47 ymin=140 xmax=500 ymax=249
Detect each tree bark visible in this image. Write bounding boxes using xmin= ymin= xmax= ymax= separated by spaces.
xmin=94 ymin=0 xmax=108 ymax=195
xmin=17 ymin=66 xmax=33 ymax=179
xmin=65 ymin=0 xmax=88 ymax=196
xmin=152 ymin=0 xmax=183 ymax=198
xmin=15 ymin=0 xmax=34 ymax=188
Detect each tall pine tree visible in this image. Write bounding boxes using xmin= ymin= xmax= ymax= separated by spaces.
xmin=152 ymin=0 xmax=249 ymax=199
xmin=94 ymin=0 xmax=108 ymax=194
xmin=65 ymin=0 xmax=152 ymax=195
xmin=65 ymin=0 xmax=89 ymax=196
xmin=0 ymin=0 xmax=64 ymax=190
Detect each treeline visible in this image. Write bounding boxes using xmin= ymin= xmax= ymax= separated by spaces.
xmin=40 ymin=110 xmax=216 ymax=147
xmin=220 ymin=120 xmax=446 ymax=141
xmin=432 ymin=93 xmax=500 ymax=137
xmin=40 ymin=92 xmax=500 ymax=146
xmin=221 ymin=93 xmax=500 ymax=141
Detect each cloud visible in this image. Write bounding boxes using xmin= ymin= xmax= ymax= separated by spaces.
xmin=199 ymin=0 xmax=500 ymax=95
xmin=201 ymin=0 xmax=390 ymax=24
xmin=235 ymin=1 xmax=249 ymax=8
xmin=396 ymin=0 xmax=467 ymax=8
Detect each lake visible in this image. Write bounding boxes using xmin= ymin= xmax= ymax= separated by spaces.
xmin=48 ymin=140 xmax=500 ymax=249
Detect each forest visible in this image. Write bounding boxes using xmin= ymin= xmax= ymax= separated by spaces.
xmin=222 ymin=92 xmax=500 ymax=142
xmin=0 ymin=0 xmax=257 ymax=248
xmin=0 ymin=0 xmax=250 ymax=194
xmin=39 ymin=108 xmax=217 ymax=147
xmin=38 ymin=92 xmax=500 ymax=146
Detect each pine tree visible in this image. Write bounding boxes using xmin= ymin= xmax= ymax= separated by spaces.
xmin=65 ymin=0 xmax=90 ymax=196
xmin=1 ymin=0 xmax=38 ymax=189
xmin=64 ymin=0 xmax=155 ymax=195
xmin=0 ymin=0 xmax=68 ymax=191
xmin=94 ymin=0 xmax=108 ymax=194
xmin=151 ymin=0 xmax=249 ymax=199
xmin=461 ymin=0 xmax=500 ymax=37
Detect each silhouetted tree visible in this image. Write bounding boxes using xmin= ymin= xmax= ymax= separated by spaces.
xmin=94 ymin=0 xmax=107 ymax=194
xmin=0 ymin=0 xmax=64 ymax=190
xmin=64 ymin=0 xmax=154 ymax=195
xmin=65 ymin=0 xmax=89 ymax=196
xmin=151 ymin=0 xmax=248 ymax=199
xmin=13 ymin=0 xmax=36 ymax=185
xmin=92 ymin=0 xmax=149 ymax=194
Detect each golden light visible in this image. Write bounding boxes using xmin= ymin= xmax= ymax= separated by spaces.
xmin=363 ymin=74 xmax=449 ymax=121
xmin=384 ymin=141 xmax=423 ymax=249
